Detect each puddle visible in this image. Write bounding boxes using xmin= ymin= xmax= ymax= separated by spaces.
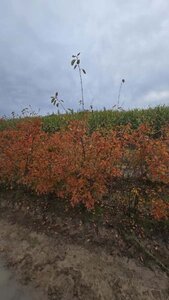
xmin=0 ymin=261 xmax=44 ymax=300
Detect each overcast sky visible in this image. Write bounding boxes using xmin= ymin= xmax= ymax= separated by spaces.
xmin=0 ymin=0 xmax=169 ymax=116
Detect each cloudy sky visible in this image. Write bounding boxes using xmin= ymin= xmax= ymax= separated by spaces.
xmin=0 ymin=0 xmax=169 ymax=116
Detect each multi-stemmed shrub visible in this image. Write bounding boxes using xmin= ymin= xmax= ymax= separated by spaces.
xmin=0 ymin=118 xmax=168 ymax=219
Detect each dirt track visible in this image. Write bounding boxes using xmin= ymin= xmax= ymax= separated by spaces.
xmin=0 ymin=215 xmax=168 ymax=300
xmin=0 ymin=189 xmax=169 ymax=299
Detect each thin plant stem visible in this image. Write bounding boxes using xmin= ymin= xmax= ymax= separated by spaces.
xmin=78 ymin=64 xmax=85 ymax=111
xmin=117 ymin=81 xmax=123 ymax=108
xmin=60 ymin=102 xmax=67 ymax=113
xmin=117 ymin=79 xmax=125 ymax=108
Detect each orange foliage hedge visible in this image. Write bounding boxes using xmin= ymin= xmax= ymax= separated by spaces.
xmin=0 ymin=118 xmax=168 ymax=219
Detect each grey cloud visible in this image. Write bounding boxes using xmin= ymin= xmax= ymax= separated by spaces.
xmin=0 ymin=0 xmax=169 ymax=116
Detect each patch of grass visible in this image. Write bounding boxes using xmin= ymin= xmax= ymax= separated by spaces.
xmin=0 ymin=105 xmax=169 ymax=133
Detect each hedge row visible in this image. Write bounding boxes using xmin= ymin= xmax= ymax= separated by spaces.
xmin=0 ymin=118 xmax=168 ymax=220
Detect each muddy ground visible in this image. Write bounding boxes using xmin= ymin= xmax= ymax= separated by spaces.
xmin=0 ymin=190 xmax=169 ymax=300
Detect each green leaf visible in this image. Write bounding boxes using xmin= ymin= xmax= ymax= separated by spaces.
xmin=77 ymin=52 xmax=80 ymax=56
xmin=72 ymin=55 xmax=76 ymax=58
xmin=74 ymin=64 xmax=77 ymax=69
xmin=68 ymin=108 xmax=74 ymax=114
xmin=77 ymin=59 xmax=80 ymax=64
xmin=51 ymin=99 xmax=56 ymax=105
xmin=82 ymin=69 xmax=86 ymax=74
xmin=71 ymin=59 xmax=76 ymax=66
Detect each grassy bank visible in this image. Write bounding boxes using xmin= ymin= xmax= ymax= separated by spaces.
xmin=1 ymin=105 xmax=169 ymax=133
